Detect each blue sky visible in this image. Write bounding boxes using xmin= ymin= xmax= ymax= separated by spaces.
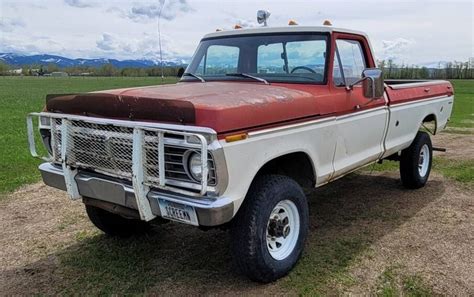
xmin=0 ymin=0 xmax=472 ymax=65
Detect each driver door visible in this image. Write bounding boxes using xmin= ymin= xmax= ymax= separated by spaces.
xmin=330 ymin=35 xmax=388 ymax=177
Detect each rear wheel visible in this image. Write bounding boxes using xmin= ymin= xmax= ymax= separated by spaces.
xmin=85 ymin=205 xmax=151 ymax=237
xmin=400 ymin=131 xmax=433 ymax=189
xmin=230 ymin=175 xmax=309 ymax=283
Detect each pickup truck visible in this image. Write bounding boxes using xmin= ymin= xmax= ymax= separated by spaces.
xmin=27 ymin=25 xmax=454 ymax=282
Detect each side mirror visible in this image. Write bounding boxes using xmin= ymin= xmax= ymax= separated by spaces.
xmin=362 ymin=68 xmax=384 ymax=99
xmin=177 ymin=67 xmax=185 ymax=78
xmin=346 ymin=68 xmax=384 ymax=99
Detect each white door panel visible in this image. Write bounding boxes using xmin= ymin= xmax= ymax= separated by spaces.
xmin=383 ymin=96 xmax=453 ymax=158
xmin=221 ymin=117 xmax=338 ymax=213
xmin=333 ymin=107 xmax=388 ymax=176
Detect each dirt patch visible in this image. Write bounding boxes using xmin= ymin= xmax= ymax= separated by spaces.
xmin=0 ymin=184 xmax=284 ymax=296
xmin=432 ymin=132 xmax=474 ymax=160
xmin=1 ymin=133 xmax=473 ymax=295
xmin=2 ymin=174 xmax=473 ymax=295
xmin=340 ymin=172 xmax=474 ymax=295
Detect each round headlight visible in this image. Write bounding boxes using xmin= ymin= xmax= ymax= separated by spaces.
xmin=188 ymin=152 xmax=203 ymax=181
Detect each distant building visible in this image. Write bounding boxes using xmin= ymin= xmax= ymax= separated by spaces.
xmin=51 ymin=71 xmax=69 ymax=77
xmin=7 ymin=68 xmax=22 ymax=75
xmin=29 ymin=69 xmax=41 ymax=76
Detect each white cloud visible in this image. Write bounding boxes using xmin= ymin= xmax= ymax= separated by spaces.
xmin=96 ymin=33 xmax=116 ymax=51
xmin=128 ymin=0 xmax=194 ymax=22
xmin=0 ymin=35 xmax=64 ymax=55
xmin=0 ymin=0 xmax=472 ymax=64
xmin=64 ymin=0 xmax=95 ymax=8
xmin=234 ymin=19 xmax=258 ymax=28
xmin=378 ymin=38 xmax=416 ymax=62
xmin=0 ymin=18 xmax=25 ymax=32
xmin=93 ymin=32 xmax=189 ymax=62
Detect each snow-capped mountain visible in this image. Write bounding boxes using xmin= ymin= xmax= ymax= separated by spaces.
xmin=0 ymin=53 xmax=184 ymax=68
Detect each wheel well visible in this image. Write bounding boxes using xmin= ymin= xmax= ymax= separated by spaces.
xmin=422 ymin=114 xmax=437 ymax=135
xmin=255 ymin=152 xmax=315 ymax=189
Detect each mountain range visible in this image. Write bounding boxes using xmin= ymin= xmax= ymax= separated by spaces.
xmin=0 ymin=53 xmax=184 ymax=68
xmin=0 ymin=53 xmax=458 ymax=70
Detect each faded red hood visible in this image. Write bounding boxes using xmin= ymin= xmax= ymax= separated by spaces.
xmin=46 ymin=82 xmax=320 ymax=134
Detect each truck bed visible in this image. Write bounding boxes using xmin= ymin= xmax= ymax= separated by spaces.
xmin=385 ymin=79 xmax=454 ymax=105
xmin=381 ymin=79 xmax=454 ymax=159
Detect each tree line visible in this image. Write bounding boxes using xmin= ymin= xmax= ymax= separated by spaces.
xmin=0 ymin=62 xmax=184 ymax=77
xmin=1 ymin=59 xmax=473 ymax=79
xmin=377 ymin=59 xmax=473 ymax=79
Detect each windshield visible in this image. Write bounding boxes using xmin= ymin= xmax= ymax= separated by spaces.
xmin=183 ymin=33 xmax=329 ymax=84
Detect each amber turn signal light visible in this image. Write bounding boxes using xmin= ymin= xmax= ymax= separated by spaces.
xmin=225 ymin=133 xmax=248 ymax=143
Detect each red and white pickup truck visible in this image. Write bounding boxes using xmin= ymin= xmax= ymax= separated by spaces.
xmin=27 ymin=25 xmax=454 ymax=282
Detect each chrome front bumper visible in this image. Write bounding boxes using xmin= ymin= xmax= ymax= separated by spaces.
xmin=39 ymin=163 xmax=234 ymax=226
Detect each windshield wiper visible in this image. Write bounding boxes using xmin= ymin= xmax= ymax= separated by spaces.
xmin=182 ymin=72 xmax=206 ymax=83
xmin=226 ymin=73 xmax=270 ymax=85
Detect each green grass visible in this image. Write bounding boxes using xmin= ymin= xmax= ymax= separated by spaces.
xmin=1 ymin=77 xmax=470 ymax=294
xmin=442 ymin=128 xmax=473 ymax=135
xmin=361 ymin=158 xmax=473 ymax=186
xmin=448 ymin=80 xmax=474 ymax=128
xmin=433 ymin=158 xmax=474 ymax=185
xmin=0 ymin=78 xmax=472 ymax=195
xmin=376 ymin=265 xmax=433 ymax=297
xmin=283 ymin=237 xmax=368 ymax=295
xmin=58 ymin=233 xmax=163 ymax=295
xmin=0 ymin=76 xmax=177 ymax=195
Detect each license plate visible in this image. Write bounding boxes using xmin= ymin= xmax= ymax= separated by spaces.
xmin=158 ymin=199 xmax=199 ymax=226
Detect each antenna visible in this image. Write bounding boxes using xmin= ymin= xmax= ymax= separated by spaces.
xmin=158 ymin=0 xmax=165 ymax=81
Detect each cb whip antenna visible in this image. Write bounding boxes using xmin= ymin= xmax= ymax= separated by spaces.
xmin=158 ymin=0 xmax=165 ymax=81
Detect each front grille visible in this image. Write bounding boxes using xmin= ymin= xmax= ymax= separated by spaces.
xmin=51 ymin=119 xmax=216 ymax=188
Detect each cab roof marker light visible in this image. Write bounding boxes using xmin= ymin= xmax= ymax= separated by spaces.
xmin=225 ymin=133 xmax=248 ymax=143
xmin=323 ymin=20 xmax=332 ymax=26
xmin=288 ymin=20 xmax=298 ymax=26
xmin=234 ymin=24 xmax=243 ymax=29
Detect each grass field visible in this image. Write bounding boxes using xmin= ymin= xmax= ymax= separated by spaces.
xmin=0 ymin=78 xmax=472 ymax=295
xmin=0 ymin=76 xmax=178 ymax=195
xmin=447 ymin=80 xmax=474 ymax=128
xmin=0 ymin=77 xmax=472 ymax=195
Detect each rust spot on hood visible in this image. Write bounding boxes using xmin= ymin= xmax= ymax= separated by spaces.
xmin=46 ymin=93 xmax=195 ymax=124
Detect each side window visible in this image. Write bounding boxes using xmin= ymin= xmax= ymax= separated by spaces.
xmin=196 ymin=45 xmax=239 ymax=75
xmin=333 ymin=39 xmax=366 ymax=85
xmin=333 ymin=53 xmax=344 ymax=86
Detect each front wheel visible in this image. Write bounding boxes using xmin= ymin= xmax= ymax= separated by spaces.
xmin=230 ymin=175 xmax=309 ymax=283
xmin=400 ymin=131 xmax=433 ymax=189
